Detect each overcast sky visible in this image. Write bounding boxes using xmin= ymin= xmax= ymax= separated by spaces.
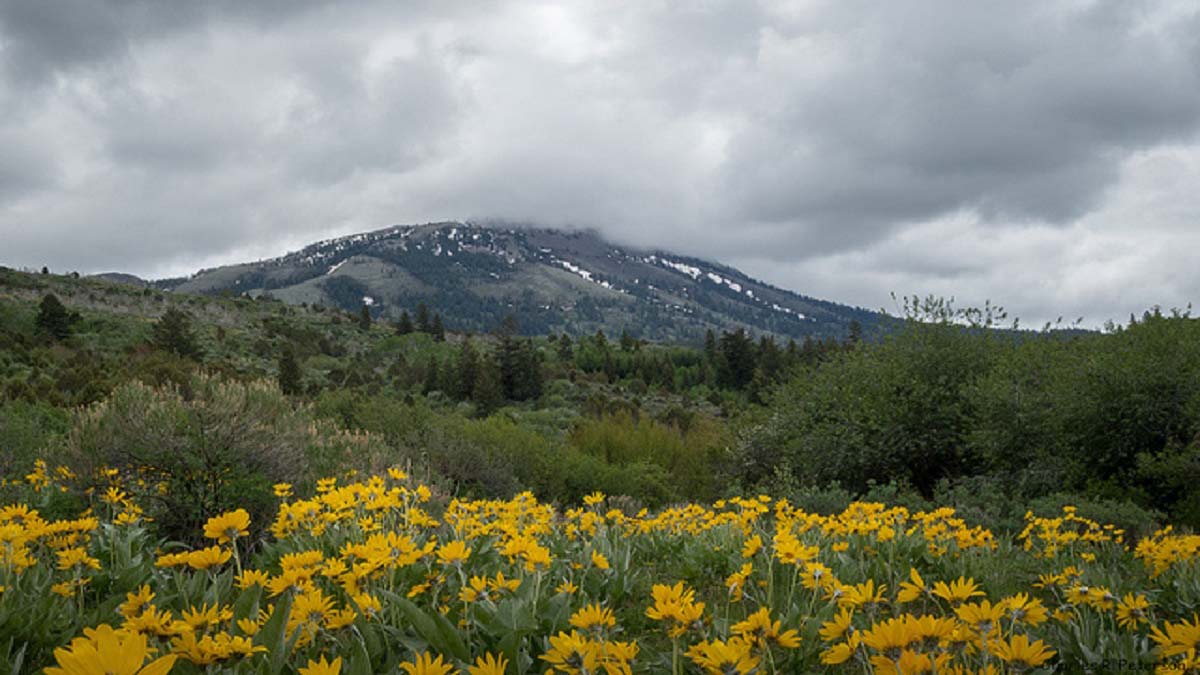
xmin=2 ymin=1 xmax=1198 ymax=325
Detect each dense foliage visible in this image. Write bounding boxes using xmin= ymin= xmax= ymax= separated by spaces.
xmin=3 ymin=266 xmax=1200 ymax=673
xmin=739 ymin=302 xmax=1200 ymax=530
xmin=3 ymin=463 xmax=1200 ymax=674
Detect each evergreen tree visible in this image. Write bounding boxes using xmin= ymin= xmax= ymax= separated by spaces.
xmin=757 ymin=336 xmax=783 ymax=380
xmin=455 ymin=339 xmax=480 ymax=400
xmin=35 ymin=294 xmax=74 ymax=341
xmin=703 ymin=329 xmax=718 ymax=364
xmin=846 ymin=320 xmax=863 ymax=346
xmin=415 ymin=303 xmax=431 ymax=333
xmin=423 ymin=358 xmax=441 ymax=395
xmin=431 ymin=314 xmax=445 ymax=342
xmin=358 ymin=304 xmax=372 ymax=331
xmin=152 ymin=308 xmax=201 ymax=360
xmin=277 ymin=344 xmax=303 ymax=395
xmin=747 ymin=366 xmax=773 ymax=405
xmin=718 ymin=328 xmax=756 ymax=389
xmin=800 ymin=336 xmax=818 ymax=365
xmin=620 ymin=329 xmax=636 ymax=352
xmin=514 ymin=339 xmax=544 ymax=400
xmin=556 ymin=333 xmax=574 ymax=362
xmin=472 ymin=358 xmax=504 ymax=416
xmin=396 ymin=311 xmax=414 ymax=335
xmin=497 ymin=329 xmax=521 ymax=399
xmin=594 ymin=329 xmax=608 ymax=351
xmin=497 ymin=314 xmax=520 ymax=338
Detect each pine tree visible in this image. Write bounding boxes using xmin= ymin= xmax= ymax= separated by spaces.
xmin=277 ymin=344 xmax=303 ymax=395
xmin=556 ymin=333 xmax=574 ymax=362
xmin=415 ymin=303 xmax=431 ymax=334
xmin=35 ymin=294 xmax=74 ymax=341
xmin=423 ymin=358 xmax=441 ymax=395
xmin=455 ymin=339 xmax=480 ymax=400
xmin=757 ymin=336 xmax=782 ymax=380
xmin=703 ymin=329 xmax=718 ymax=364
xmin=514 ymin=339 xmax=544 ymax=400
xmin=472 ymin=358 xmax=504 ymax=416
xmin=620 ymin=329 xmax=636 ymax=352
xmin=152 ymin=308 xmax=201 ymax=360
xmin=358 ymin=304 xmax=372 ymax=331
xmin=718 ymin=328 xmax=756 ymax=389
xmin=396 ymin=311 xmax=414 ymax=335
xmin=431 ymin=314 xmax=445 ymax=342
xmin=846 ymin=320 xmax=863 ymax=346
xmin=497 ymin=330 xmax=521 ymax=399
xmin=497 ymin=314 xmax=520 ymax=338
xmin=747 ymin=366 xmax=772 ymax=405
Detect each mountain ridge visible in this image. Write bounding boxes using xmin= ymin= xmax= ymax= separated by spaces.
xmin=156 ymin=222 xmax=886 ymax=341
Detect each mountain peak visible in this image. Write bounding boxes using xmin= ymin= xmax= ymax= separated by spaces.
xmin=161 ymin=222 xmax=882 ymax=341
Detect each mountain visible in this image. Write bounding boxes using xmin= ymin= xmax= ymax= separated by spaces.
xmin=159 ymin=222 xmax=885 ymax=341
xmin=88 ymin=272 xmax=149 ymax=287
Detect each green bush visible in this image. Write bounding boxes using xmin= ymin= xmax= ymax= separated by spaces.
xmin=0 ymin=400 xmax=68 ymax=476
xmin=740 ymin=308 xmax=1200 ymax=529
xmin=739 ymin=319 xmax=995 ymax=495
xmin=568 ymin=410 xmax=731 ymax=500
xmin=63 ymin=376 xmax=325 ymax=544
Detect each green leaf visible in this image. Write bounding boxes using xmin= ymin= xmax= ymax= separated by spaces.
xmin=254 ymin=593 xmax=293 ymax=675
xmin=393 ymin=596 xmax=469 ymax=662
xmin=495 ymin=597 xmax=538 ymax=633
xmin=347 ymin=638 xmax=374 ymax=675
xmin=232 ymin=584 xmax=263 ymax=627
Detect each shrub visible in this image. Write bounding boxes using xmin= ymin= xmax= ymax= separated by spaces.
xmin=63 ymin=376 xmax=313 ymax=543
xmin=0 ymin=401 xmax=68 ymax=474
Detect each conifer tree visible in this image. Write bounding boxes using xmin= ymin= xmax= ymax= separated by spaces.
xmin=277 ymin=344 xmax=303 ymax=395
xmin=556 ymin=333 xmax=574 ymax=362
xmin=498 ymin=330 xmax=521 ymax=399
xmin=514 ymin=339 xmax=544 ymax=400
xmin=396 ymin=311 xmax=414 ymax=335
xmin=703 ymin=329 xmax=718 ymax=364
xmin=455 ymin=339 xmax=480 ymax=400
xmin=718 ymin=328 xmax=756 ymax=389
xmin=846 ymin=320 xmax=863 ymax=346
xmin=472 ymin=358 xmax=504 ymax=416
xmin=620 ymin=329 xmax=636 ymax=352
xmin=423 ymin=358 xmax=441 ymax=395
xmin=35 ymin=293 xmax=74 ymax=341
xmin=152 ymin=308 xmax=201 ymax=360
xmin=415 ymin=303 xmax=431 ymax=333
xmin=358 ymin=303 xmax=372 ymax=331
xmin=431 ymin=314 xmax=445 ymax=342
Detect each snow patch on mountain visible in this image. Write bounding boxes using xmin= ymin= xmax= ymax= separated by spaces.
xmin=647 ymin=255 xmax=702 ymax=280
xmin=557 ymin=260 xmax=613 ymax=289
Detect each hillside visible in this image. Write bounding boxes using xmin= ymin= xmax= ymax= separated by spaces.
xmin=158 ymin=222 xmax=884 ymax=341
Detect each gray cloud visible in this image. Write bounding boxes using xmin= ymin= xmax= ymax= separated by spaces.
xmin=1 ymin=0 xmax=1199 ymax=325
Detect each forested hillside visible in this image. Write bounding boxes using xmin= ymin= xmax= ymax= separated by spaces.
xmin=152 ymin=222 xmax=885 ymax=342
xmin=4 ymin=267 xmax=1197 ymax=532
xmin=5 ymin=267 xmax=1200 ymax=673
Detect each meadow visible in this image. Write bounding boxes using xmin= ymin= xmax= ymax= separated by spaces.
xmin=5 ymin=272 xmax=1200 ymax=674
xmin=4 ymin=461 xmax=1199 ymax=675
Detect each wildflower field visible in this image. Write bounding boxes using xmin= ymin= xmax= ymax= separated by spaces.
xmin=3 ymin=462 xmax=1200 ymax=675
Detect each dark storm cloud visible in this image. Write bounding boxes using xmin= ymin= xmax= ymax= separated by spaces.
xmin=716 ymin=0 xmax=1200 ymax=254
xmin=1 ymin=0 xmax=1198 ymax=324
xmin=0 ymin=0 xmax=339 ymax=84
